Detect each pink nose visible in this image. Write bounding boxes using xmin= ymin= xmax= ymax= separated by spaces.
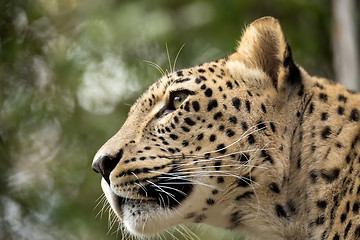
xmin=92 ymin=149 xmax=123 ymax=185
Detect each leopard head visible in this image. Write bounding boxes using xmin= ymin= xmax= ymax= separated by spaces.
xmin=92 ymin=16 xmax=304 ymax=237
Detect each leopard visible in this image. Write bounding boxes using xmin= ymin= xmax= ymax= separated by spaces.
xmin=92 ymin=16 xmax=360 ymax=240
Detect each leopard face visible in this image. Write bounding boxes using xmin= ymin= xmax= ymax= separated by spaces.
xmin=92 ymin=17 xmax=360 ymax=240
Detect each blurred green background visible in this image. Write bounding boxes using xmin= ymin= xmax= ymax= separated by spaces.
xmin=0 ymin=0 xmax=358 ymax=239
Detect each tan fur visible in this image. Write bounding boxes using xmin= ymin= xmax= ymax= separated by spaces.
xmin=92 ymin=17 xmax=360 ymax=239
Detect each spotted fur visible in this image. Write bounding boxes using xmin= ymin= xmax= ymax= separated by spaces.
xmin=92 ymin=17 xmax=360 ymax=239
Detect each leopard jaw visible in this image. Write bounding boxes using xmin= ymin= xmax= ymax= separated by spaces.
xmin=101 ymin=178 xmax=226 ymax=236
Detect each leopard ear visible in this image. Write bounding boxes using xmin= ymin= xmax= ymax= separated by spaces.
xmin=235 ymin=17 xmax=300 ymax=88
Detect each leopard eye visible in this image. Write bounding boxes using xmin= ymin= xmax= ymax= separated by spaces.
xmin=171 ymin=92 xmax=189 ymax=109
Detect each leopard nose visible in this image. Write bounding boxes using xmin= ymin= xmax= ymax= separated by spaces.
xmin=92 ymin=149 xmax=123 ymax=185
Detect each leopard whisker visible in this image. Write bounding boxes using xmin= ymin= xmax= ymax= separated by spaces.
xmin=132 ymin=172 xmax=149 ymax=197
xmin=156 ymin=184 xmax=188 ymax=196
xmin=166 ymin=43 xmax=172 ymax=73
xmin=173 ymin=43 xmax=185 ymax=73
xmin=143 ymin=60 xmax=166 ymax=77
xmin=146 ymin=179 xmax=179 ymax=206
xmin=181 ymin=224 xmax=201 ymax=240
xmin=156 ymin=170 xmax=259 ymax=187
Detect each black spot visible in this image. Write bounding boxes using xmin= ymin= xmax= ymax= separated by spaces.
xmin=321 ymin=112 xmax=328 ymax=121
xmin=184 ymin=117 xmax=196 ymax=126
xmin=204 ymin=88 xmax=213 ymax=97
xmin=214 ymin=160 xmax=221 ymax=170
xmin=336 ymin=142 xmax=343 ymax=148
xmin=353 ymin=202 xmax=360 ymax=214
xmin=226 ymin=81 xmax=233 ymax=89
xmin=218 ymin=125 xmax=224 ymax=131
xmin=184 ymin=101 xmax=190 ymax=112
xmin=207 ymin=99 xmax=218 ymax=111
xmin=257 ymin=122 xmax=267 ymax=130
xmin=182 ymin=140 xmax=188 ymax=147
xmin=195 ymin=77 xmax=203 ymax=84
xmin=321 ymin=126 xmax=332 ymax=139
xmin=235 ymin=191 xmax=254 ymax=200
xmin=229 ymin=116 xmax=237 ymax=124
xmin=321 ymin=168 xmax=340 ymax=183
xmin=241 ymin=122 xmax=248 ymax=131
xmin=238 ymin=153 xmax=249 ymax=162
xmin=338 ymin=106 xmax=345 ymax=115
xmin=333 ymin=233 xmax=340 ymax=240
xmin=201 ymin=84 xmax=206 ymax=90
xmin=261 ymin=103 xmax=267 ymax=113
xmin=213 ymin=112 xmax=223 ymax=120
xmin=226 ymin=129 xmax=235 ymax=137
xmin=247 ymin=91 xmax=253 ymax=97
xmin=197 ymin=133 xmax=204 ymax=141
xmin=350 ymin=108 xmax=360 ymax=121
xmin=269 ymin=182 xmax=280 ymax=194
xmin=310 ymin=170 xmax=318 ymax=184
xmin=314 ymin=82 xmax=324 ymax=89
xmin=168 ymin=148 xmax=175 ymax=154
xmin=245 ymin=100 xmax=251 ymax=113
xmin=208 ymin=67 xmax=214 ymax=72
xmin=338 ymin=94 xmax=347 ymax=103
xmin=181 ymin=126 xmax=190 ymax=132
xmin=298 ymin=84 xmax=304 ymax=96
xmin=261 ymin=150 xmax=273 ymax=164
xmin=237 ymin=175 xmax=255 ymax=187
xmin=217 ymin=177 xmax=224 ymax=183
xmin=176 ymin=71 xmax=183 ymax=77
xmin=309 ymin=103 xmax=314 ymax=114
xmin=275 ymin=204 xmax=288 ymax=218
xmin=210 ymin=135 xmax=216 ymax=142
xmin=316 ymin=200 xmax=328 ymax=209
xmin=319 ymin=93 xmax=328 ymax=102
xmin=344 ymin=221 xmax=352 ymax=238
xmin=206 ymin=198 xmax=215 ymax=205
xmin=192 ymin=101 xmax=200 ymax=112
xmin=248 ymin=134 xmax=255 ymax=145
xmin=175 ymin=77 xmax=190 ymax=83
xmin=340 ymin=213 xmax=347 ymax=223
xmin=216 ymin=144 xmax=226 ymax=154
xmin=270 ymin=122 xmax=276 ymax=133
xmin=232 ymin=98 xmax=241 ymax=110
xmin=315 ymin=215 xmax=325 ymax=225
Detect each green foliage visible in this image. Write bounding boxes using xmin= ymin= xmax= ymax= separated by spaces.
xmin=0 ymin=0 xmax=353 ymax=239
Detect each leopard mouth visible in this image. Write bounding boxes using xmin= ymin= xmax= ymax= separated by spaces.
xmin=136 ymin=178 xmax=193 ymax=208
xmin=102 ymin=177 xmax=193 ymax=219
